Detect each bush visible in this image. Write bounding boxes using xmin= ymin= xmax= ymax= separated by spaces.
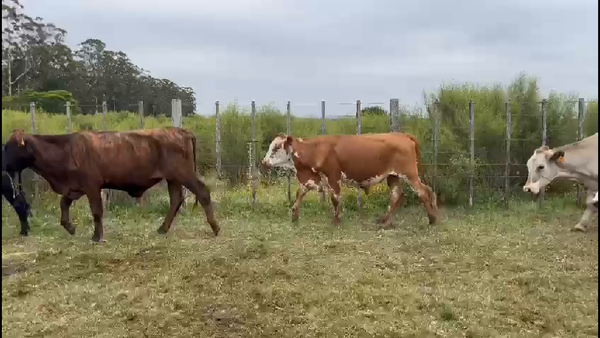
xmin=2 ymin=90 xmax=79 ymax=114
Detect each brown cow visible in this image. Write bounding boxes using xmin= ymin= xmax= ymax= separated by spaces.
xmin=3 ymin=127 xmax=220 ymax=242
xmin=260 ymin=132 xmax=438 ymax=226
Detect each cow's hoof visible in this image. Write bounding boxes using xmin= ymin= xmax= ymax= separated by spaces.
xmin=571 ymin=224 xmax=587 ymax=232
xmin=19 ymin=232 xmax=29 ymax=237
xmin=157 ymin=227 xmax=168 ymax=235
xmin=91 ymin=236 xmax=105 ymax=243
xmin=63 ymin=225 xmax=76 ymax=235
xmin=210 ymin=223 xmax=220 ymax=237
xmin=428 ymin=215 xmax=437 ymax=225
xmin=291 ymin=214 xmax=299 ymax=223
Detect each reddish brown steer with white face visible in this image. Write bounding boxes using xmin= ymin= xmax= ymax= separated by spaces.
xmin=260 ymin=132 xmax=438 ymax=226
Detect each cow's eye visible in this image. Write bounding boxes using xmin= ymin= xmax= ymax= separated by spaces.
xmin=537 ymin=165 xmax=545 ymax=170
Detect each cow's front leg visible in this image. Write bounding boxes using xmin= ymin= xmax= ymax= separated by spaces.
xmin=292 ymin=183 xmax=315 ymax=222
xmin=60 ymin=196 xmax=76 ymax=235
xmin=86 ymin=189 xmax=105 ymax=242
xmin=572 ymin=191 xmax=598 ymax=232
xmin=291 ymin=171 xmax=321 ymax=222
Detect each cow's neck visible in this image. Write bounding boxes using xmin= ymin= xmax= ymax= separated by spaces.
xmin=556 ymin=146 xmax=597 ymax=180
xmin=290 ymin=138 xmax=318 ymax=169
xmin=29 ymin=136 xmax=70 ymax=177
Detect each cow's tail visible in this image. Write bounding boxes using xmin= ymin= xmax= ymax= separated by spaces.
xmin=405 ymin=133 xmax=424 ymax=180
xmin=191 ymin=132 xmax=200 ymax=209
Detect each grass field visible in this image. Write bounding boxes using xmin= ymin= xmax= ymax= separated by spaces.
xmin=2 ymin=180 xmax=598 ymax=338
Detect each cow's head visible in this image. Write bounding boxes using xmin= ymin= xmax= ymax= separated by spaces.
xmin=523 ymin=145 xmax=565 ymax=195
xmin=3 ymin=129 xmax=35 ymax=172
xmin=260 ymin=134 xmax=295 ymax=172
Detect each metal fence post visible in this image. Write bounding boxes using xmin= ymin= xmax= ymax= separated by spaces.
xmin=390 ymin=98 xmax=400 ymax=132
xmin=576 ymin=98 xmax=585 ymax=207
xmin=251 ymin=100 xmax=257 ymax=210
xmin=215 ymin=100 xmax=221 ymax=178
xmin=469 ymin=99 xmax=475 ymax=207
xmin=286 ymin=100 xmax=292 ymax=205
xmin=320 ymin=99 xmax=326 ymax=203
xmin=356 ymin=99 xmax=362 ymax=208
xmin=539 ymin=99 xmax=547 ymax=207
xmin=66 ymin=101 xmax=72 ymax=133
xmin=138 ymin=101 xmax=144 ymax=128
xmin=505 ymin=100 xmax=511 ymax=208
xmin=102 ymin=100 xmax=108 ymax=131
xmin=432 ymin=101 xmax=439 ymax=194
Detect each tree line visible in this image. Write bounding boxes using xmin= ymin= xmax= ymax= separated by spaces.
xmin=1 ymin=0 xmax=196 ymax=115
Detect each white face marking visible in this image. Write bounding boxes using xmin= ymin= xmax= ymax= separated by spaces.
xmin=262 ymin=136 xmax=295 ymax=169
xmin=523 ymin=149 xmax=560 ymax=194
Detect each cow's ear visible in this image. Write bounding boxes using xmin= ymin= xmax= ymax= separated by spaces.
xmin=548 ymin=150 xmax=565 ymax=163
xmin=285 ymin=136 xmax=293 ymax=147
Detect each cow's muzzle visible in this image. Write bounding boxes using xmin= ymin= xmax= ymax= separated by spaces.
xmin=259 ymin=160 xmax=271 ymax=174
xmin=522 ymin=182 xmax=540 ymax=195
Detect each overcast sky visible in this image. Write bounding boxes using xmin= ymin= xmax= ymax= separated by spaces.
xmin=25 ymin=0 xmax=598 ymax=116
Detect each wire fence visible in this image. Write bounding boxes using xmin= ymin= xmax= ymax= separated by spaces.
xmin=3 ymin=96 xmax=598 ymax=209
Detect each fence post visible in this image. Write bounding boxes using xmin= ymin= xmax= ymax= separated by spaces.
xmin=171 ymin=99 xmax=182 ymax=128
xmin=215 ymin=100 xmax=221 ymax=178
xmin=66 ymin=101 xmax=72 ymax=133
xmin=539 ymin=99 xmax=547 ymax=208
xmin=138 ymin=101 xmax=144 ymax=128
xmin=390 ymin=98 xmax=400 ymax=132
xmin=432 ymin=101 xmax=439 ymax=194
xmin=30 ymin=101 xmax=36 ymax=133
xmin=320 ymin=99 xmax=326 ymax=203
xmin=251 ymin=100 xmax=257 ymax=210
xmin=286 ymin=100 xmax=292 ymax=205
xmin=30 ymin=102 xmax=38 ymax=203
xmin=576 ymin=98 xmax=585 ymax=207
xmin=356 ymin=99 xmax=362 ymax=208
xmin=504 ymin=100 xmax=511 ymax=208
xmin=102 ymin=101 xmax=108 ymax=131
xmin=469 ymin=99 xmax=475 ymax=207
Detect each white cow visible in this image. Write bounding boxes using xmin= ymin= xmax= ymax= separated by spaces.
xmin=523 ymin=133 xmax=598 ymax=231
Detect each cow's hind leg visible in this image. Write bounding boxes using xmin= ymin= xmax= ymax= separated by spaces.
xmin=157 ymin=180 xmax=184 ymax=234
xmin=60 ymin=196 xmax=76 ymax=235
xmin=406 ymin=177 xmax=438 ymax=225
xmin=182 ymin=178 xmax=220 ymax=236
xmin=327 ymin=178 xmax=342 ymax=226
xmin=85 ymin=189 xmax=105 ymax=242
xmin=377 ymin=176 xmax=404 ymax=227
